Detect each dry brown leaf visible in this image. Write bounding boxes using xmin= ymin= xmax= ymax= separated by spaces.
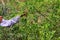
xmin=37 ymin=16 xmax=41 ymax=24
xmin=30 ymin=19 xmax=35 ymax=24
xmin=24 ymin=8 xmax=28 ymax=13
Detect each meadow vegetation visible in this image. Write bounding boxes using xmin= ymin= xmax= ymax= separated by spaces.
xmin=0 ymin=0 xmax=60 ymax=40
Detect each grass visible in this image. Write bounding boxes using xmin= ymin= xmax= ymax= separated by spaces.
xmin=0 ymin=0 xmax=60 ymax=40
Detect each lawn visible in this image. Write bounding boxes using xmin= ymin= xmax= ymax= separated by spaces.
xmin=0 ymin=0 xmax=60 ymax=40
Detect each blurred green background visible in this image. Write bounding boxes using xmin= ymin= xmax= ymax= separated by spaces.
xmin=0 ymin=0 xmax=60 ymax=40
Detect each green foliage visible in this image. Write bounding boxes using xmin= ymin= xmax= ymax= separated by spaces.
xmin=0 ymin=0 xmax=60 ymax=40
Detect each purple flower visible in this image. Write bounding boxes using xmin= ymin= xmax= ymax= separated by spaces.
xmin=0 ymin=16 xmax=20 ymax=27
